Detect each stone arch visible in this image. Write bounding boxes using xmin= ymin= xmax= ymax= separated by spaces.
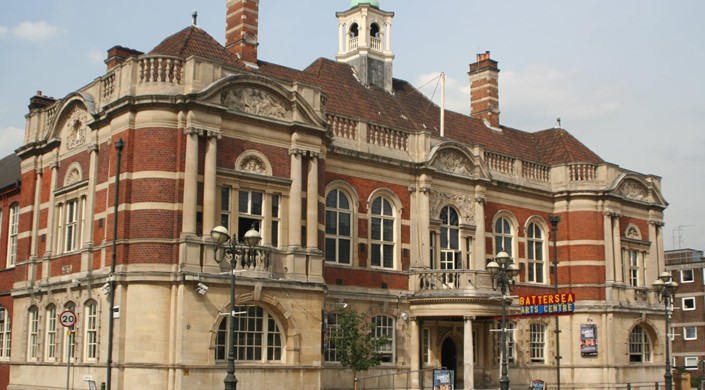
xmin=624 ymin=223 xmax=642 ymax=240
xmin=234 ymin=150 xmax=272 ymax=176
xmin=63 ymin=162 xmax=84 ymax=187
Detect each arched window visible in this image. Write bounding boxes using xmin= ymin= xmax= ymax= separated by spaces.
xmin=373 ymin=315 xmax=395 ymax=363
xmin=28 ymin=305 xmax=39 ymax=360
xmin=7 ymin=203 xmax=19 ymax=266
xmin=370 ymin=22 xmax=380 ymax=37
xmin=84 ymin=300 xmax=98 ymax=360
xmin=370 ymin=197 xmax=395 ymax=269
xmin=46 ymin=304 xmax=58 ymax=360
xmin=527 ymin=223 xmax=545 ymax=283
xmin=325 ymin=189 xmax=352 ymax=265
xmin=440 ymin=206 xmax=461 ymax=287
xmin=215 ymin=305 xmax=283 ymax=362
xmin=0 ymin=306 xmax=10 ymax=359
xmin=349 ymin=23 xmax=359 ymax=37
xmin=629 ymin=324 xmax=652 ymax=363
xmin=494 ymin=217 xmax=513 ymax=256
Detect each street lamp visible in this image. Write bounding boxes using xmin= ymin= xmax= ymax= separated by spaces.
xmin=486 ymin=251 xmax=520 ymax=390
xmin=210 ymin=224 xmax=262 ymax=390
xmin=653 ymin=271 xmax=679 ymax=390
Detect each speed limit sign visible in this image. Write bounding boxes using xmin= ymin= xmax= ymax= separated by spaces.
xmin=59 ymin=310 xmax=76 ymax=327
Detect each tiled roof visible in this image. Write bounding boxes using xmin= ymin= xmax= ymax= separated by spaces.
xmin=149 ymin=26 xmax=244 ymax=68
xmin=0 ymin=154 xmax=21 ymax=191
xmin=258 ymin=58 xmax=603 ymax=165
xmin=147 ymin=25 xmax=603 ymax=166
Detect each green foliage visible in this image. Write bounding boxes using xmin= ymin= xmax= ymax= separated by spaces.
xmin=333 ymin=307 xmax=389 ymax=375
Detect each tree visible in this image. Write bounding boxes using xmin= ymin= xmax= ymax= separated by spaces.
xmin=333 ymin=307 xmax=389 ymax=388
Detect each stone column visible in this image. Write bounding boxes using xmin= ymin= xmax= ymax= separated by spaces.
xmin=612 ymin=214 xmax=622 ymax=283
xmin=30 ymin=165 xmax=42 ymax=259
xmin=463 ymin=316 xmax=475 ymax=390
xmin=288 ymin=148 xmax=303 ymax=248
xmin=182 ymin=127 xmax=200 ymax=236
xmin=418 ymin=184 xmax=432 ymax=268
xmin=43 ymin=161 xmax=59 ymax=280
xmin=409 ymin=318 xmax=420 ymax=389
xmin=306 ymin=153 xmax=319 ymax=249
xmin=202 ymin=131 xmax=220 ymax=237
xmin=82 ymin=143 xmax=99 ymax=272
xmin=474 ymin=185 xmax=487 ymax=269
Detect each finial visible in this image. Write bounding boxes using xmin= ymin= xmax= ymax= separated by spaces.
xmin=556 ymin=116 xmax=561 ymax=129
xmin=192 ymin=10 xmax=198 ymax=26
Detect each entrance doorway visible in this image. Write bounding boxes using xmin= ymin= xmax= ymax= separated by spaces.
xmin=441 ymin=337 xmax=457 ymax=387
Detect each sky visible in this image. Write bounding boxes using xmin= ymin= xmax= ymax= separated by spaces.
xmin=1 ymin=1 xmax=703 ymax=251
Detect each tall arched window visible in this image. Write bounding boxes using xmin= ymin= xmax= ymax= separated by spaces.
xmin=45 ymin=304 xmax=58 ymax=360
xmin=494 ymin=217 xmax=513 ymax=256
xmin=440 ymin=206 xmax=461 ymax=287
xmin=0 ymin=306 xmax=10 ymax=359
xmin=7 ymin=203 xmax=19 ymax=266
xmin=215 ymin=305 xmax=283 ymax=362
xmin=527 ymin=222 xmax=545 ymax=283
xmin=370 ymin=197 xmax=395 ymax=269
xmin=629 ymin=324 xmax=652 ymax=363
xmin=325 ymin=189 xmax=352 ymax=265
xmin=84 ymin=300 xmax=98 ymax=360
xmin=28 ymin=306 xmax=39 ymax=360
xmin=64 ymin=302 xmax=76 ymax=362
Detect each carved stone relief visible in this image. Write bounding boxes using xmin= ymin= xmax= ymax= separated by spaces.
xmin=617 ymin=180 xmax=649 ymax=202
xmin=625 ymin=225 xmax=641 ymax=240
xmin=430 ymin=191 xmax=475 ymax=224
xmin=221 ymin=87 xmax=291 ymax=121
xmin=431 ymin=150 xmax=474 ymax=177
xmin=60 ymin=104 xmax=88 ymax=150
xmin=64 ymin=167 xmax=82 ymax=187
xmin=238 ymin=155 xmax=267 ymax=175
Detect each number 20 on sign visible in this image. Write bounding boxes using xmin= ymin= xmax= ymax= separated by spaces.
xmin=59 ymin=310 xmax=76 ymax=328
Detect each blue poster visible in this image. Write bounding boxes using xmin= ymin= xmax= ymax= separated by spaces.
xmin=433 ymin=369 xmax=454 ymax=390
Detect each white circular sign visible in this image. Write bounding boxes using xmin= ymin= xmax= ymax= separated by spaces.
xmin=59 ymin=310 xmax=76 ymax=327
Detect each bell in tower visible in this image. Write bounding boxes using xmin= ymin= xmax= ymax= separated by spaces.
xmin=336 ymin=1 xmax=395 ymax=92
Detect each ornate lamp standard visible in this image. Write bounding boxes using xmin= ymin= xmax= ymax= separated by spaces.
xmin=486 ymin=251 xmax=520 ymax=390
xmin=210 ymin=225 xmax=262 ymax=390
xmin=652 ymin=271 xmax=679 ymax=390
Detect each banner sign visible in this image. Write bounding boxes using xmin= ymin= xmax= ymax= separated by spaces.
xmin=433 ymin=369 xmax=454 ymax=390
xmin=580 ymin=323 xmax=598 ymax=356
xmin=518 ymin=293 xmax=575 ymax=316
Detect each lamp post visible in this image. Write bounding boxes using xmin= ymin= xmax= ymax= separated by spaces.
xmin=486 ymin=251 xmax=520 ymax=390
xmin=653 ymin=271 xmax=679 ymax=390
xmin=211 ymin=224 xmax=262 ymax=390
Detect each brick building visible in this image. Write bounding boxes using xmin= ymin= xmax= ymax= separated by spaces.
xmin=0 ymin=1 xmax=672 ymax=389
xmin=666 ymin=248 xmax=705 ymax=374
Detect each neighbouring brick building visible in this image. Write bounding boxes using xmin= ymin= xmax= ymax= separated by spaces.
xmin=0 ymin=1 xmax=673 ymax=389
xmin=666 ymin=248 xmax=705 ymax=374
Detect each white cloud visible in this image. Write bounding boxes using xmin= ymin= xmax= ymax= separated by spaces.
xmin=88 ymin=49 xmax=105 ymax=64
xmin=413 ymin=72 xmax=471 ymax=114
xmin=0 ymin=127 xmax=25 ymax=157
xmin=13 ymin=21 xmax=62 ymax=43
xmin=0 ymin=25 xmax=8 ymax=38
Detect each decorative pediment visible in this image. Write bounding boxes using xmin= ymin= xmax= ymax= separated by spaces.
xmin=431 ymin=149 xmax=475 ymax=177
xmin=57 ymin=103 xmax=89 ymax=151
xmin=235 ymin=151 xmax=272 ymax=176
xmin=625 ymin=224 xmax=642 ymax=240
xmin=430 ymin=192 xmax=475 ymax=225
xmin=221 ymin=87 xmax=291 ymax=121
xmin=616 ymin=179 xmax=650 ymax=202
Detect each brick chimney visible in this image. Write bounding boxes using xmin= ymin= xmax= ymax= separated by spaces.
xmin=105 ymin=46 xmax=144 ymax=71
xmin=468 ymin=51 xmax=500 ymax=128
xmin=226 ymin=0 xmax=259 ymax=64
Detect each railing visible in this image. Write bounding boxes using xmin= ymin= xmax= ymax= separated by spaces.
xmin=232 ymin=248 xmax=270 ymax=272
xmin=415 ymin=269 xmax=493 ymax=292
xmin=327 ymin=114 xmax=358 ymax=140
xmin=485 ymin=152 xmax=515 ymax=175
xmin=569 ymin=163 xmax=598 ymax=181
xmin=367 ymin=124 xmax=409 ymax=151
xmin=370 ymin=36 xmax=382 ymax=51
xmin=348 ymin=36 xmax=359 ymax=51
xmin=139 ymin=55 xmax=184 ymax=84
xmin=522 ymin=161 xmax=550 ymax=182
xmin=355 ymin=367 xmax=440 ymax=390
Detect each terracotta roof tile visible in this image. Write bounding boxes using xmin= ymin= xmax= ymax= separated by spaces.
xmin=0 ymin=153 xmax=20 ymax=191
xmin=149 ymin=26 xmax=244 ymax=68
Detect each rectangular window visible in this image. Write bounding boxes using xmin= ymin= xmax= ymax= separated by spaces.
xmin=324 ymin=313 xmax=339 ymax=362
xmin=238 ymin=190 xmax=264 ymax=239
xmin=271 ymin=194 xmax=280 ymax=247
xmin=683 ymin=297 xmax=696 ymax=311
xmin=685 ymin=356 xmax=699 ymax=370
xmin=85 ymin=303 xmax=98 ymax=359
xmin=28 ymin=308 xmax=39 ymax=360
xmin=373 ymin=316 xmax=395 ymax=363
xmin=220 ymin=186 xmax=231 ymax=230
xmin=628 ymin=250 xmax=639 ymax=287
xmin=0 ymin=307 xmax=10 ymax=359
xmin=681 ymin=269 xmax=694 ymax=283
xmin=7 ymin=204 xmax=19 ymax=266
xmin=65 ymin=199 xmax=79 ymax=252
xmin=684 ymin=326 xmax=697 ymax=340
xmin=530 ymin=323 xmax=546 ymax=363
xmin=465 ymin=237 xmax=472 ymax=269
xmin=46 ymin=306 xmax=57 ymax=360
xmin=496 ymin=322 xmax=515 ymax=364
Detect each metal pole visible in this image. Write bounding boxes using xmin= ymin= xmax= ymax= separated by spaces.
xmin=66 ymin=328 xmax=72 ymax=390
xmin=224 ymin=256 xmax=238 ymax=390
xmin=665 ymin=296 xmax=673 ymax=390
xmin=106 ymin=138 xmax=124 ymax=390
xmin=499 ymin=280 xmax=510 ymax=390
xmin=549 ymin=215 xmax=561 ymax=390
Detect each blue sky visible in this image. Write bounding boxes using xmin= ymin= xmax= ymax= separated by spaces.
xmin=1 ymin=1 xmax=704 ymax=251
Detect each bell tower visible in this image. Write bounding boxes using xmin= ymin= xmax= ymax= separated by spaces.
xmin=336 ymin=0 xmax=395 ymax=92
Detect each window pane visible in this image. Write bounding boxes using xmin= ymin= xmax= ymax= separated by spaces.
xmin=339 ymin=240 xmax=351 ymax=264
xmin=251 ymin=192 xmax=263 ymax=215
xmin=340 ymin=214 xmax=351 ymax=236
xmin=326 ymin=211 xmax=337 ymax=234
